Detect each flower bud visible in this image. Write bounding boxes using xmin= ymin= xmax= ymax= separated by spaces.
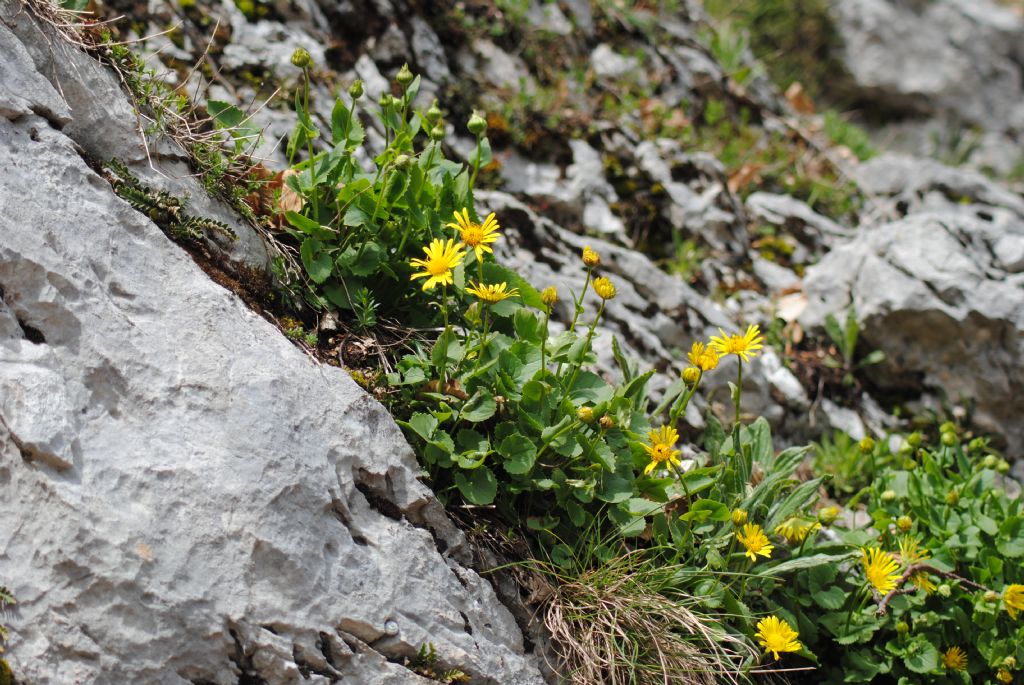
xmin=896 ymin=621 xmax=909 ymax=634
xmin=898 ymin=441 xmax=914 ymax=456
xmin=290 ymin=47 xmax=313 ymax=69
xmin=818 ymin=505 xmax=840 ymax=525
xmin=903 ymin=459 xmax=918 ymax=471
xmin=941 ymin=432 xmax=957 ymax=447
xmin=426 ymin=100 xmax=442 ymax=123
xmin=945 ymin=489 xmax=959 ymax=506
xmin=682 ymin=367 xmax=700 ymax=386
xmin=429 ymin=123 xmax=446 ymax=141
xmin=997 ymin=459 xmax=1010 ymax=473
xmin=393 ymin=154 xmax=411 ymax=170
xmin=968 ymin=437 xmax=986 ymax=452
xmin=939 ymin=421 xmax=956 ymax=434
xmin=396 ymin=63 xmax=414 ymax=87
xmin=582 ymin=246 xmax=601 ymax=267
xmin=731 ymin=508 xmax=748 ymax=526
xmin=997 ymin=668 xmax=1013 ymax=684
xmin=541 ymin=286 xmax=558 ymax=307
xmin=982 ymin=454 xmax=999 ymax=469
xmin=984 ymin=590 xmax=1000 ymax=603
xmin=907 ymin=432 xmax=923 ymax=448
xmin=937 ymin=583 xmax=951 ymax=597
xmin=467 ymin=111 xmax=487 ymax=136
xmin=598 ymin=415 xmax=615 ymax=430
xmin=348 ymin=79 xmax=364 ymax=99
xmin=1003 ymin=657 xmax=1017 ymax=669
xmin=858 ymin=436 xmax=875 ymax=454
xmin=378 ymin=92 xmax=394 ymax=108
xmin=577 ymin=406 xmax=594 ymax=423
xmin=593 ymin=276 xmax=616 ymax=301
xmin=897 ymin=515 xmax=913 ymax=533
xmin=881 ymin=489 xmax=897 ymax=503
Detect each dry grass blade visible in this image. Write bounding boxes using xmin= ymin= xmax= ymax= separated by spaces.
xmin=543 ymin=552 xmax=755 ymax=685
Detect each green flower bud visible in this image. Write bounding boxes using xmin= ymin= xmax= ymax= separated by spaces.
xmin=982 ymin=454 xmax=999 ymax=469
xmin=858 ymin=436 xmax=875 ymax=454
xmin=818 ymin=505 xmax=840 ymax=526
xmin=984 ymin=590 xmax=1000 ymax=603
xmin=396 ymin=63 xmax=414 ymax=87
xmin=899 ymin=441 xmax=914 ymax=456
xmin=939 ymin=421 xmax=956 ymax=434
xmin=290 ymin=48 xmax=313 ymax=69
xmin=348 ymin=79 xmax=364 ymax=99
xmin=937 ymin=583 xmax=951 ymax=597
xmin=968 ymin=437 xmax=986 ymax=452
xmin=731 ymin=508 xmax=748 ymax=526
xmin=903 ymin=459 xmax=918 ymax=471
xmin=897 ymin=515 xmax=913 ymax=532
xmin=429 ymin=123 xmax=445 ymax=141
xmin=577 ymin=406 xmax=594 ymax=424
xmin=1004 ymin=657 xmax=1017 ymax=669
xmin=941 ymin=432 xmax=957 ymax=447
xmin=896 ymin=621 xmax=909 ymax=634
xmin=945 ymin=489 xmax=960 ymax=506
xmin=393 ymin=154 xmax=411 ymax=170
xmin=907 ymin=432 xmax=923 ymax=448
xmin=598 ymin=415 xmax=615 ymax=430
xmin=467 ymin=111 xmax=487 ymax=136
xmin=881 ymin=489 xmax=897 ymax=503
xmin=997 ymin=459 xmax=1010 ymax=474
xmin=426 ymin=100 xmax=442 ymax=123
xmin=379 ymin=92 xmax=394 ymax=108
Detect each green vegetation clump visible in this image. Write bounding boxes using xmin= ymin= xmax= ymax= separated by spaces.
xmin=0 ymin=586 xmax=14 ymax=685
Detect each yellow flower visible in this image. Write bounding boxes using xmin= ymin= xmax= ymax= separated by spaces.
xmin=861 ymin=547 xmax=901 ymax=594
xmin=577 ymin=406 xmax=594 ymax=423
xmin=756 ymin=615 xmax=801 ymax=661
xmin=1004 ymin=584 xmax=1024 ymax=619
xmin=641 ymin=425 xmax=681 ymax=475
xmin=710 ymin=324 xmax=765 ymax=362
xmin=897 ymin=536 xmax=929 ymax=565
xmin=447 ymin=208 xmax=500 ymax=261
xmin=731 ymin=508 xmax=748 ymax=526
xmin=592 ymin=276 xmax=616 ymax=300
xmin=774 ymin=517 xmax=821 ymax=543
xmin=736 ymin=523 xmax=774 ymax=562
xmin=687 ymin=342 xmax=720 ymax=372
xmin=942 ymin=646 xmax=968 ymax=671
xmin=909 ymin=571 xmax=936 ymax=595
xmin=681 ymin=367 xmax=700 ymax=385
xmin=540 ymin=286 xmax=558 ymax=306
xmin=582 ymin=246 xmax=601 ymax=267
xmin=465 ymin=281 xmax=519 ymax=303
xmin=997 ymin=668 xmax=1013 ymax=683
xmin=409 ymin=239 xmax=466 ymax=291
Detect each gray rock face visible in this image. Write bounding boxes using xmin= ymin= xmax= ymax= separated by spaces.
xmin=0 ymin=13 xmax=545 ymax=685
xmin=803 ymin=155 xmax=1024 ymax=457
xmin=829 ymin=0 xmax=1024 ymax=131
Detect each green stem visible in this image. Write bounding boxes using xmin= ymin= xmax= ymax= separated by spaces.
xmin=563 ymin=300 xmax=605 ymax=395
xmin=470 ymin=133 xmax=483 ymax=189
xmin=472 ymin=308 xmax=491 ymax=376
xmin=302 ymin=68 xmax=320 ymax=223
xmin=438 ymin=286 xmax=450 ymax=392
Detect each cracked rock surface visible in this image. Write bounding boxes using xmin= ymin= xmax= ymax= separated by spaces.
xmin=0 ymin=9 xmax=545 ymax=684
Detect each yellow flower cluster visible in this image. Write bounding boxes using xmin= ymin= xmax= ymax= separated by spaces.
xmin=410 ymin=208 xmax=508 ymax=295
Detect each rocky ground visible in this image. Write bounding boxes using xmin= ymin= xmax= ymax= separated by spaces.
xmin=1 ymin=0 xmax=1023 ymax=683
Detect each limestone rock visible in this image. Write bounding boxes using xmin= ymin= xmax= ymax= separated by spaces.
xmin=0 ymin=16 xmax=545 ymax=685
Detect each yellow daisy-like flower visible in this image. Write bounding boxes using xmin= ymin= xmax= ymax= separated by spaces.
xmin=756 ymin=615 xmax=801 ymax=661
xmin=593 ymin=277 xmax=616 ymax=300
xmin=465 ymin=281 xmax=519 ymax=303
xmin=942 ymin=646 xmax=968 ymax=671
xmin=641 ymin=425 xmax=681 ymax=475
xmin=582 ymin=246 xmax=601 ymax=267
xmin=1004 ymin=584 xmax=1024 ymax=619
xmin=736 ymin=523 xmax=774 ymax=562
xmin=997 ymin=667 xmax=1013 ymax=683
xmin=710 ymin=324 xmax=765 ymax=362
xmin=774 ymin=517 xmax=821 ymax=543
xmin=687 ymin=342 xmax=720 ymax=372
xmin=409 ymin=238 xmax=466 ymax=291
xmin=897 ymin=536 xmax=930 ymax=565
xmin=861 ymin=547 xmax=901 ymax=595
xmin=447 ymin=208 xmax=500 ymax=261
xmin=909 ymin=570 xmax=937 ymax=595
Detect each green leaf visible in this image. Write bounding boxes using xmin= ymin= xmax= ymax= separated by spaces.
xmin=513 ymin=308 xmax=542 ymax=345
xmin=498 ymin=433 xmax=538 ymax=475
xmin=569 ymin=372 xmax=613 ymax=404
xmin=454 ymin=467 xmax=497 ymax=505
xmin=462 ymin=390 xmax=497 ymax=422
xmin=903 ymin=638 xmax=939 ymax=674
xmin=679 ymin=498 xmax=730 ymax=523
xmin=285 ymin=211 xmax=334 ymax=241
xmin=338 ymin=242 xmax=384 ymax=277
xmin=482 ymin=262 xmax=543 ymax=310
xmin=763 ymin=553 xmax=857 ymax=576
xmin=403 ymin=413 xmax=437 ymax=441
xmin=300 ymin=238 xmax=332 ymax=283
xmin=812 ymin=587 xmax=847 ymax=610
